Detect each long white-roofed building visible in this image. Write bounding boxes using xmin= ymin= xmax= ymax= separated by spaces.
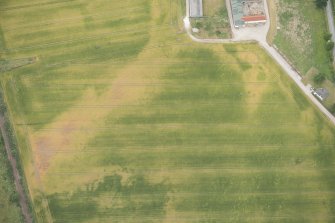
xmin=190 ymin=0 xmax=203 ymax=18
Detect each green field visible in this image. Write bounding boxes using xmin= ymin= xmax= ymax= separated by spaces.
xmin=1 ymin=0 xmax=335 ymax=222
xmin=273 ymin=0 xmax=333 ymax=79
xmin=0 ymin=135 xmax=23 ymax=223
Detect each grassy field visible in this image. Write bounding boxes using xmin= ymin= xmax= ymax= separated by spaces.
xmin=273 ymin=0 xmax=333 ymax=79
xmin=1 ymin=0 xmax=335 ymax=222
xmin=0 ymin=135 xmax=23 ymax=223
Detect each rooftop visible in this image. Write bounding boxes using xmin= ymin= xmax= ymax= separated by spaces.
xmin=315 ymin=88 xmax=329 ymax=100
xmin=190 ymin=0 xmax=203 ymax=18
xmin=231 ymin=0 xmax=266 ymax=27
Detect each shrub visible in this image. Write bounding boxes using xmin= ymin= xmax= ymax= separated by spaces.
xmin=324 ymin=33 xmax=332 ymax=41
xmin=314 ymin=73 xmax=326 ymax=84
xmin=204 ymin=21 xmax=213 ymax=32
xmin=326 ymin=41 xmax=334 ymax=51
xmin=195 ymin=21 xmax=203 ymax=29
xmin=330 ymin=104 xmax=335 ymax=114
xmin=315 ymin=0 xmax=328 ymax=8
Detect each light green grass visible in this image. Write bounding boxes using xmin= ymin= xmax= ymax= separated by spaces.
xmin=274 ymin=0 xmax=333 ymax=78
xmin=1 ymin=0 xmax=335 ymax=223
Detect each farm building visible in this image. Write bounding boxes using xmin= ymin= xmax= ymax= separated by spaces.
xmin=190 ymin=0 xmax=203 ymax=18
xmin=311 ymin=87 xmax=329 ymax=101
xmin=230 ymin=0 xmax=267 ymax=28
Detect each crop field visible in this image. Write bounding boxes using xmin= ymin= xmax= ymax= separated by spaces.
xmin=1 ymin=0 xmax=335 ymax=222
xmin=273 ymin=0 xmax=333 ymax=78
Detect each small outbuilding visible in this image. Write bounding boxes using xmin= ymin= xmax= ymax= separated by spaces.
xmin=315 ymin=88 xmax=329 ymax=101
xmin=190 ymin=0 xmax=203 ymax=18
xmin=310 ymin=87 xmax=329 ymax=101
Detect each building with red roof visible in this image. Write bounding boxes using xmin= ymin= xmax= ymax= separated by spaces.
xmin=231 ymin=0 xmax=267 ymax=28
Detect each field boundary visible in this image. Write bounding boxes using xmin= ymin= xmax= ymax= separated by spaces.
xmin=0 ymin=87 xmax=34 ymax=223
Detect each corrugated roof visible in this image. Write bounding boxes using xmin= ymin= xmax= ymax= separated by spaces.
xmin=190 ymin=0 xmax=203 ymax=18
xmin=242 ymin=15 xmax=266 ymax=22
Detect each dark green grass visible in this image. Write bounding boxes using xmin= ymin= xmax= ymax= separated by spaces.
xmin=48 ymin=174 xmax=169 ymax=223
xmin=274 ymin=0 xmax=333 ymax=78
xmin=331 ymin=0 xmax=335 ymax=24
xmin=0 ymin=137 xmax=23 ymax=223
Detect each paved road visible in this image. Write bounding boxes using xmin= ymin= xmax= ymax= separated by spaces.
xmin=184 ymin=0 xmax=335 ymax=125
xmin=0 ymin=116 xmax=33 ymax=223
xmin=326 ymin=0 xmax=335 ymax=60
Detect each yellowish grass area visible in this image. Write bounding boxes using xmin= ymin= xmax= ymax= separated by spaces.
xmin=266 ymin=0 xmax=277 ymax=44
xmin=1 ymin=0 xmax=335 ymax=222
xmin=203 ymin=0 xmax=225 ymax=16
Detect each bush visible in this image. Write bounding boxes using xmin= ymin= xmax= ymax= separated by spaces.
xmin=315 ymin=0 xmax=328 ymax=8
xmin=194 ymin=21 xmax=203 ymax=29
xmin=324 ymin=33 xmax=332 ymax=41
xmin=9 ymin=193 xmax=19 ymax=203
xmin=326 ymin=41 xmax=334 ymax=51
xmin=314 ymin=73 xmax=326 ymax=84
xmin=204 ymin=22 xmax=213 ymax=32
xmin=329 ymin=104 xmax=335 ymax=113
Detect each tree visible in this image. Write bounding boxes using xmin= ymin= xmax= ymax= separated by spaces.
xmin=330 ymin=104 xmax=335 ymax=114
xmin=315 ymin=0 xmax=328 ymax=8
xmin=324 ymin=33 xmax=332 ymax=41
xmin=326 ymin=41 xmax=334 ymax=51
xmin=195 ymin=21 xmax=203 ymax=29
xmin=314 ymin=73 xmax=326 ymax=84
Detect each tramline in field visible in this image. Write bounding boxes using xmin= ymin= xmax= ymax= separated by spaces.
xmin=0 ymin=0 xmax=335 ymax=222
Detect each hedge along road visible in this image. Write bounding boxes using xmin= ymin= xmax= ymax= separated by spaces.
xmin=184 ymin=0 xmax=335 ymax=126
xmin=326 ymin=0 xmax=335 ymax=61
xmin=0 ymin=116 xmax=33 ymax=223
